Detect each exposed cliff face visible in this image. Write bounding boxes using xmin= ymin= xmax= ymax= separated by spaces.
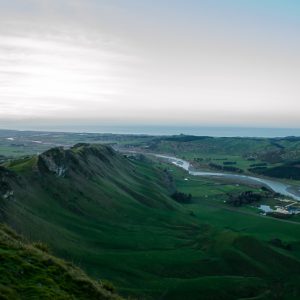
xmin=0 ymin=167 xmax=14 ymax=201
xmin=0 ymin=181 xmax=14 ymax=200
xmin=38 ymin=147 xmax=68 ymax=177
xmin=37 ymin=144 xmax=117 ymax=178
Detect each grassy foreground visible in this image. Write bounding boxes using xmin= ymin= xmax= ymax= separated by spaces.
xmin=0 ymin=223 xmax=122 ymax=300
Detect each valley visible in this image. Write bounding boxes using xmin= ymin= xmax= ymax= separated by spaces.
xmin=1 ymin=130 xmax=300 ymax=299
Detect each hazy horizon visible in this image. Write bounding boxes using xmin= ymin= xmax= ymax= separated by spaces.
xmin=1 ymin=124 xmax=300 ymax=138
xmin=0 ymin=1 xmax=299 ymax=128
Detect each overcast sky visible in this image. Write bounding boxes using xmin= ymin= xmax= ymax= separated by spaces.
xmin=0 ymin=0 xmax=300 ymax=130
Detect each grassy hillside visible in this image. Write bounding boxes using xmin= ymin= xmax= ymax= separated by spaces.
xmin=146 ymin=135 xmax=300 ymax=157
xmin=0 ymin=223 xmax=122 ymax=300
xmin=1 ymin=143 xmax=300 ymax=299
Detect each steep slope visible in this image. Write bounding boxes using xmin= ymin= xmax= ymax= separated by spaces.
xmin=1 ymin=144 xmax=300 ymax=299
xmin=0 ymin=144 xmax=190 ymax=297
xmin=0 ymin=223 xmax=122 ymax=300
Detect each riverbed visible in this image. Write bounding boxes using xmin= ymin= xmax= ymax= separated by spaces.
xmin=154 ymin=154 xmax=300 ymax=201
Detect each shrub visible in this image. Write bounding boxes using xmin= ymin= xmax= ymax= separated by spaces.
xmin=99 ymin=279 xmax=116 ymax=293
xmin=227 ymin=191 xmax=262 ymax=207
xmin=171 ymin=191 xmax=192 ymax=204
xmin=32 ymin=241 xmax=50 ymax=253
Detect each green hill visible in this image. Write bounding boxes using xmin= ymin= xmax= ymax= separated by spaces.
xmin=1 ymin=143 xmax=300 ymax=299
xmin=0 ymin=223 xmax=121 ymax=300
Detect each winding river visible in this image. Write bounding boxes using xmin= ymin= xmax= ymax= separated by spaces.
xmin=154 ymin=154 xmax=300 ymax=201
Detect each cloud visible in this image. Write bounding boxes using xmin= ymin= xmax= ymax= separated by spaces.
xmin=0 ymin=0 xmax=299 ymax=128
xmin=0 ymin=21 xmax=139 ymax=118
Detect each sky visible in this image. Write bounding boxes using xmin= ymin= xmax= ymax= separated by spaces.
xmin=0 ymin=0 xmax=300 ymax=131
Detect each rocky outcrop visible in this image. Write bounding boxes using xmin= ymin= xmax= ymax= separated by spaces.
xmin=0 ymin=167 xmax=14 ymax=200
xmin=38 ymin=147 xmax=68 ymax=177
xmin=36 ymin=144 xmax=119 ymax=179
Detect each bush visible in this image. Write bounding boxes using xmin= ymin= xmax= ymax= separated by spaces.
xmin=227 ymin=191 xmax=262 ymax=207
xmin=269 ymin=238 xmax=292 ymax=251
xmin=99 ymin=279 xmax=116 ymax=293
xmin=171 ymin=191 xmax=192 ymax=204
xmin=32 ymin=241 xmax=50 ymax=253
xmin=249 ymin=163 xmax=267 ymax=167
xmin=209 ymin=163 xmax=243 ymax=173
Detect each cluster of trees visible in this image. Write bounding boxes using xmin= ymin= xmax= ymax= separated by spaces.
xmin=269 ymin=238 xmax=292 ymax=250
xmin=164 ymin=135 xmax=212 ymax=142
xmin=193 ymin=157 xmax=204 ymax=162
xmin=248 ymin=166 xmax=268 ymax=172
xmin=267 ymin=212 xmax=292 ymax=220
xmin=171 ymin=191 xmax=192 ymax=204
xmin=248 ymin=162 xmax=268 ymax=173
xmin=250 ymin=163 xmax=300 ymax=180
xmin=227 ymin=191 xmax=262 ymax=207
xmin=249 ymin=163 xmax=267 ymax=167
xmin=209 ymin=163 xmax=244 ymax=173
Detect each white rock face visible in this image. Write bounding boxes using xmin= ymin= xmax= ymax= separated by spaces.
xmin=38 ymin=148 xmax=68 ymax=177
xmin=40 ymin=156 xmax=67 ymax=177
xmin=57 ymin=166 xmax=67 ymax=177
xmin=2 ymin=190 xmax=14 ymax=200
xmin=0 ymin=179 xmax=14 ymax=201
